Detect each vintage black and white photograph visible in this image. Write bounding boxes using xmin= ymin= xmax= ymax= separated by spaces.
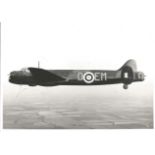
xmin=1 ymin=1 xmax=155 ymax=155
xmin=2 ymin=1 xmax=154 ymax=129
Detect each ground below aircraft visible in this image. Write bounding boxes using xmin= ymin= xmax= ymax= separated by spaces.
xmin=9 ymin=59 xmax=145 ymax=89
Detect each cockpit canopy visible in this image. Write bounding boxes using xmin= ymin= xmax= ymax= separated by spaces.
xmin=21 ymin=68 xmax=31 ymax=73
xmin=20 ymin=68 xmax=32 ymax=75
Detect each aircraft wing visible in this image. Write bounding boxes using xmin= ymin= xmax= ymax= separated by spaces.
xmin=28 ymin=67 xmax=65 ymax=82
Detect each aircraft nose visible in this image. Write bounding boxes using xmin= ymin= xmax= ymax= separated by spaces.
xmin=9 ymin=71 xmax=17 ymax=82
xmin=10 ymin=71 xmax=16 ymax=76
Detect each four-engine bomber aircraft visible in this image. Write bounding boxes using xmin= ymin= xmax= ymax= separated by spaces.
xmin=9 ymin=59 xmax=145 ymax=89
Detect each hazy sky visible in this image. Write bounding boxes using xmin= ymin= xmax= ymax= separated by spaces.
xmin=1 ymin=1 xmax=155 ymax=74
xmin=1 ymin=0 xmax=154 ymax=101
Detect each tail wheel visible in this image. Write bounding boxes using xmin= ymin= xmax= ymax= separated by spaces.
xmin=123 ymin=84 xmax=128 ymax=89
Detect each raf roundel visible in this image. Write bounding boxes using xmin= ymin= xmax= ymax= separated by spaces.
xmin=83 ymin=72 xmax=95 ymax=84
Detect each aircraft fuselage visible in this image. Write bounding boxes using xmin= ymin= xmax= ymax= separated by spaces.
xmin=9 ymin=60 xmax=145 ymax=89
